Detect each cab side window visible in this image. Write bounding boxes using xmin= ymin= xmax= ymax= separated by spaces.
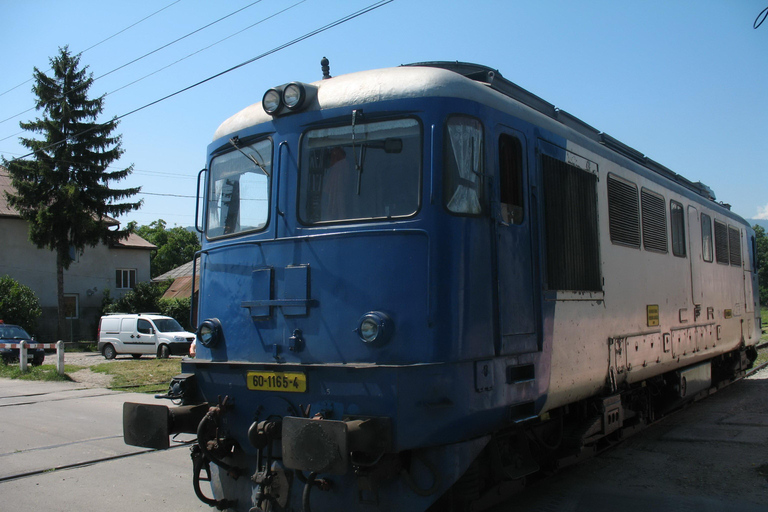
xmin=137 ymin=319 xmax=153 ymax=335
xmin=499 ymin=134 xmax=524 ymax=224
xmin=444 ymin=115 xmax=484 ymax=215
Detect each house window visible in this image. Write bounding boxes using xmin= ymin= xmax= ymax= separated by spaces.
xmin=64 ymin=295 xmax=78 ymax=320
xmin=116 ymin=269 xmax=137 ymax=289
xmin=607 ymin=174 xmax=640 ymax=248
xmin=701 ymin=213 xmax=713 ymax=262
xmin=670 ymin=200 xmax=686 ymax=257
xmin=714 ymin=220 xmax=729 ymax=264
xmin=728 ymin=226 xmax=741 ymax=267
xmin=641 ymin=188 xmax=667 ymax=253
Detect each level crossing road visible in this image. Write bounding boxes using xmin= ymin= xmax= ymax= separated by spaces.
xmin=0 ymin=371 xmax=766 ymax=512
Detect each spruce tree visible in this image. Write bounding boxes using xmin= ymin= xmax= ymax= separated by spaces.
xmin=2 ymin=46 xmax=142 ymax=340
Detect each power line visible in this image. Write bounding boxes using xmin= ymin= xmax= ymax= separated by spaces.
xmin=0 ymin=1 xmax=303 ymax=144
xmin=106 ymin=0 xmax=306 ymax=98
xmin=6 ymin=0 xmax=395 ymax=165
xmin=0 ymin=0 xmax=265 ymax=126
xmin=114 ymin=1 xmax=395 ymax=123
xmin=138 ymin=191 xmax=196 ymax=198
xmin=0 ymin=0 xmax=183 ymax=99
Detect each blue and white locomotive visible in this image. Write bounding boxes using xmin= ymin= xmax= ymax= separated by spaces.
xmin=123 ymin=61 xmax=760 ymax=512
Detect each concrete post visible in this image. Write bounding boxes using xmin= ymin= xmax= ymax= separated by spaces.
xmin=56 ymin=340 xmax=65 ymax=376
xmin=19 ymin=340 xmax=28 ymax=372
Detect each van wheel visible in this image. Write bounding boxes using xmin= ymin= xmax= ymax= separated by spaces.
xmin=158 ymin=345 xmax=171 ymax=359
xmin=103 ymin=344 xmax=116 ymax=360
xmin=131 ymin=354 xmax=142 ymax=360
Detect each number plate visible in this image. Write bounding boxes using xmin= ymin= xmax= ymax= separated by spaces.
xmin=247 ymin=371 xmax=307 ymax=393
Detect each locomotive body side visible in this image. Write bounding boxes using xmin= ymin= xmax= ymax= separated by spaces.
xmin=122 ymin=64 xmax=759 ymax=512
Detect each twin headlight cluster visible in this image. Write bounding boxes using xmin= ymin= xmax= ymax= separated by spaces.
xmin=262 ymin=82 xmax=318 ymax=117
xmin=195 ymin=312 xmax=393 ymax=349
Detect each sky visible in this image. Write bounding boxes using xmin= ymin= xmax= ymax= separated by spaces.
xmin=0 ymin=0 xmax=766 ymax=229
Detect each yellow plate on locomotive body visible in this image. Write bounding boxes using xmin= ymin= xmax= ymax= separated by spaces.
xmin=247 ymin=371 xmax=307 ymax=392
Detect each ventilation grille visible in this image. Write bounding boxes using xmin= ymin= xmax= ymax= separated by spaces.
xmin=714 ymin=221 xmax=729 ymax=264
xmin=641 ymin=189 xmax=667 ymax=252
xmin=542 ymin=154 xmax=601 ymax=291
xmin=728 ymin=226 xmax=741 ymax=267
xmin=607 ymin=175 xmax=640 ymax=247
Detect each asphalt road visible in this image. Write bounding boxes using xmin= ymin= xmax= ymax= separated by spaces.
xmin=0 ymin=372 xmax=766 ymax=512
xmin=0 ymin=378 xmax=206 ymax=512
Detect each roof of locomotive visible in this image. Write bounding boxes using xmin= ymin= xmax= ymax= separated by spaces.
xmin=213 ymin=65 xmax=496 ymax=141
xmin=213 ymin=62 xmax=734 ymax=215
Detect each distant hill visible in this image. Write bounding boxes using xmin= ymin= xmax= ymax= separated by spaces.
xmin=748 ymin=219 xmax=768 ymax=231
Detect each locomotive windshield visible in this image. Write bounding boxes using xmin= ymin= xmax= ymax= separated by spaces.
xmin=298 ymin=118 xmax=421 ymax=224
xmin=206 ymin=138 xmax=272 ymax=238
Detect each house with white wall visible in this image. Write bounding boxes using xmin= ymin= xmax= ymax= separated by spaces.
xmin=0 ymin=170 xmax=155 ymax=341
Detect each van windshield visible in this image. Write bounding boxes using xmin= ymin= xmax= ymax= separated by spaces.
xmin=153 ymin=318 xmax=184 ymax=333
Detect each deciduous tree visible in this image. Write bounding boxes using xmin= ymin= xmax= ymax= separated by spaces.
xmin=130 ymin=219 xmax=201 ymax=278
xmin=753 ymin=224 xmax=768 ymax=306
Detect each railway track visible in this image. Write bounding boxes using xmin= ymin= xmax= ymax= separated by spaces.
xmin=2 ymin=348 xmax=766 ymax=504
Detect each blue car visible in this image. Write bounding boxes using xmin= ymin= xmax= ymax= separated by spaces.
xmin=0 ymin=323 xmax=44 ymax=366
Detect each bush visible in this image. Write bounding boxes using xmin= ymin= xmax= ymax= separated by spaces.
xmin=159 ymin=297 xmax=192 ymax=331
xmin=0 ymin=275 xmax=42 ymax=332
xmin=104 ymin=281 xmax=169 ymax=314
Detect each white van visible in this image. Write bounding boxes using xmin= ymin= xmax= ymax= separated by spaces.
xmin=97 ymin=314 xmax=196 ymax=360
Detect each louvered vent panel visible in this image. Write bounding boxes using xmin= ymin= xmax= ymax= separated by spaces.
xmin=714 ymin=221 xmax=729 ymax=264
xmin=728 ymin=226 xmax=741 ymax=267
xmin=542 ymin=154 xmax=601 ymax=291
xmin=641 ymin=190 xmax=667 ymax=252
xmin=607 ymin=175 xmax=640 ymax=247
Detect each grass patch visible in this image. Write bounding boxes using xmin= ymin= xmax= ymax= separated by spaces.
xmin=0 ymin=363 xmax=82 ymax=382
xmin=90 ymin=358 xmax=181 ymax=393
xmin=65 ymin=342 xmax=98 ymax=352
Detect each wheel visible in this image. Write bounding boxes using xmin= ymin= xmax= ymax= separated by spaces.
xmin=131 ymin=354 xmax=142 ymax=360
xmin=32 ymin=355 xmax=44 ymax=366
xmin=103 ymin=344 xmax=116 ymax=360
xmin=158 ymin=345 xmax=171 ymax=359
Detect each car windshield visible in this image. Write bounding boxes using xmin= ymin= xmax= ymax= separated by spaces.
xmin=207 ymin=138 xmax=272 ymax=238
xmin=298 ymin=118 xmax=421 ymax=224
xmin=153 ymin=318 xmax=184 ymax=333
xmin=0 ymin=325 xmax=30 ymax=340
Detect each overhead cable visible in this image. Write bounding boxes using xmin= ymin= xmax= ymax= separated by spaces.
xmin=0 ymin=0 xmax=183 ymax=99
xmin=0 ymin=0 xmax=265 ymax=126
xmin=107 ymin=0 xmax=306 ymax=97
xmin=5 ymin=0 xmax=395 ymax=164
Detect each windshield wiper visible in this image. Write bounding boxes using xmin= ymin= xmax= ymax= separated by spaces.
xmin=351 ymin=109 xmax=367 ymax=195
xmin=229 ymin=136 xmax=269 ymax=177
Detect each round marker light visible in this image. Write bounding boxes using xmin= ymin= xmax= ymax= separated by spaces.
xmin=262 ymin=89 xmax=282 ymax=115
xmin=355 ymin=312 xmax=393 ymax=346
xmin=197 ymin=318 xmax=223 ymax=348
xmin=282 ymin=83 xmax=305 ymax=110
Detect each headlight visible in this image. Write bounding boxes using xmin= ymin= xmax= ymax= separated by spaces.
xmin=355 ymin=312 xmax=393 ymax=346
xmin=282 ymin=83 xmax=305 ymax=110
xmin=196 ymin=318 xmax=223 ymax=348
xmin=262 ymin=89 xmax=282 ymax=115
xmin=173 ymin=336 xmax=186 ymax=342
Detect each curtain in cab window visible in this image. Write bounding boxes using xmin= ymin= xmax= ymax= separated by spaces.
xmin=444 ymin=116 xmax=483 ymax=214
